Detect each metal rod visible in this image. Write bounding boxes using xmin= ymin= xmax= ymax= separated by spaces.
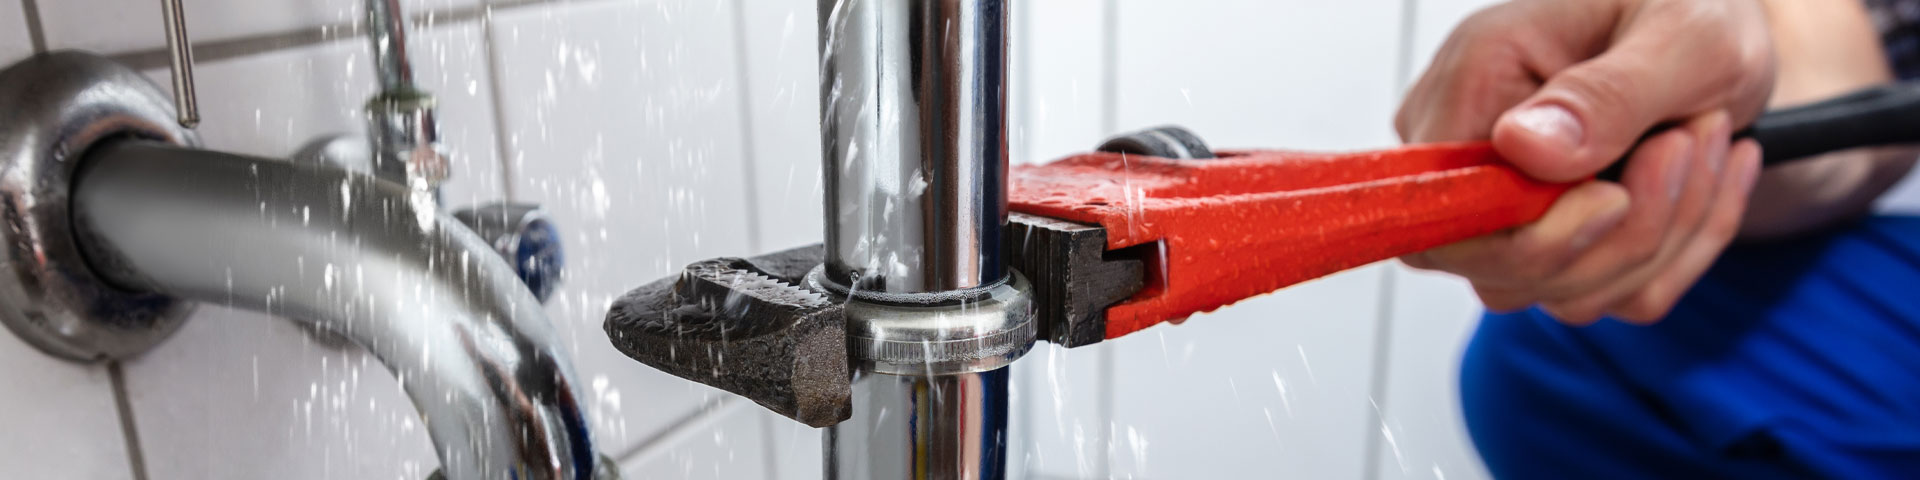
xmin=71 ymin=141 xmax=598 ymax=480
xmin=158 ymin=0 xmax=198 ymax=128
xmin=819 ymin=0 xmax=1010 ymax=294
xmin=826 ymin=369 xmax=1012 ymax=480
xmin=366 ymin=0 xmax=415 ymax=91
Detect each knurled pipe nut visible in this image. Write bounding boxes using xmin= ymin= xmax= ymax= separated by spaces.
xmin=840 ymin=271 xmax=1038 ymax=376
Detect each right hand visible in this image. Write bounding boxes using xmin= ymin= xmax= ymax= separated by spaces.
xmin=1394 ymin=0 xmax=1775 ymax=325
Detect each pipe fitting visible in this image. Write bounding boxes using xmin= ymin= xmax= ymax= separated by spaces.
xmin=0 ymin=51 xmax=602 ymax=479
xmin=0 ymin=51 xmax=197 ymax=361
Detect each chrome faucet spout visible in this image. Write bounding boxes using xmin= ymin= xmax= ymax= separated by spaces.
xmin=71 ymin=141 xmax=597 ymax=480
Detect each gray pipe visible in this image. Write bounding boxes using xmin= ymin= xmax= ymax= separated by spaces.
xmin=819 ymin=0 xmax=1010 ymax=295
xmin=819 ymin=1 xmax=1019 ymax=478
xmin=826 ymin=369 xmax=1011 ymax=480
xmin=72 ymin=141 xmax=596 ymax=480
xmin=366 ymin=0 xmax=414 ymax=92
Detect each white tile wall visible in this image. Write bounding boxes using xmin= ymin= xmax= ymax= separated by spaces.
xmin=0 ymin=328 xmax=133 ymax=480
xmin=1112 ymin=0 xmax=1407 ymax=151
xmin=486 ymin=0 xmax=762 ymax=459
xmin=0 ymin=0 xmax=28 ymax=63
xmin=40 ymin=0 xmax=479 ymax=53
xmin=735 ymin=0 xmax=823 ymax=253
xmin=1017 ymin=0 xmax=1111 ymax=165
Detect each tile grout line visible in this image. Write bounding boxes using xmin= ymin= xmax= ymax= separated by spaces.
xmin=478 ymin=4 xmax=518 ymax=202
xmin=727 ymin=0 xmax=765 ymax=254
xmin=108 ymin=361 xmax=151 ymax=480
xmin=757 ymin=406 xmax=781 ymax=480
xmin=1095 ymin=0 xmax=1119 ymax=476
xmin=613 ymin=396 xmax=744 ymax=467
xmin=1013 ymin=0 xmax=1035 ymax=475
xmin=19 ymin=0 xmax=46 ymax=53
xmin=1363 ymin=3 xmax=1422 ymax=480
xmin=722 ymin=1 xmax=774 ymax=473
xmin=103 ymin=0 xmax=566 ymax=72
xmin=1100 ymin=0 xmax=1119 ymax=135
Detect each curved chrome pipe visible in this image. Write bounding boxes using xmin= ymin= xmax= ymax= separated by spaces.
xmin=71 ymin=141 xmax=597 ymax=480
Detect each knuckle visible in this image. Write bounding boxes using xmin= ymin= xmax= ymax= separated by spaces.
xmin=1561 ymin=63 xmax=1641 ymax=115
xmin=1619 ymin=232 xmax=1664 ymax=267
xmin=1615 ymin=290 xmax=1678 ymax=324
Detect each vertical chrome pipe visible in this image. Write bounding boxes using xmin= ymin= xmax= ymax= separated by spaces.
xmin=362 ymin=0 xmax=448 ymax=191
xmin=827 ymin=369 xmax=1012 ymax=480
xmin=366 ymin=0 xmax=415 ymax=92
xmin=820 ymin=1 xmax=1019 ymax=479
xmin=819 ymin=0 xmax=1010 ymax=294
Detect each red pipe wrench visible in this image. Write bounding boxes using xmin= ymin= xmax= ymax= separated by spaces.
xmin=1012 ymin=81 xmax=1920 ymax=347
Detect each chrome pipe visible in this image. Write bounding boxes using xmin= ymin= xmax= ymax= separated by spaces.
xmin=71 ymin=141 xmax=597 ymax=480
xmin=362 ymin=0 xmax=448 ymax=191
xmin=826 ymin=369 xmax=1012 ymax=480
xmin=366 ymin=0 xmax=414 ymax=92
xmin=819 ymin=0 xmax=1010 ymax=294
xmin=158 ymin=0 xmax=199 ymax=128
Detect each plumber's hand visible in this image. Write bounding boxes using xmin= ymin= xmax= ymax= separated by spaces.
xmin=1395 ymin=0 xmax=1775 ymax=325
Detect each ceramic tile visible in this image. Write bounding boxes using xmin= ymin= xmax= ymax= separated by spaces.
xmin=118 ymin=23 xmax=503 ymax=480
xmin=735 ymin=0 xmax=822 ymax=253
xmin=40 ymin=0 xmax=480 ymax=54
xmin=1107 ymin=266 xmax=1388 ymax=479
xmin=621 ymin=401 xmax=775 ymax=480
xmin=1113 ymin=0 xmax=1405 ymax=151
xmin=763 ymin=407 xmax=822 ymax=480
xmin=1012 ymin=342 xmax=1118 ymax=479
xmin=489 ymin=0 xmax=758 ymax=454
xmin=1017 ymin=0 xmax=1111 ymax=165
xmin=0 ymin=0 xmax=30 ymax=64
xmin=0 ymin=327 xmax=133 ymax=479
xmin=1374 ymin=266 xmax=1491 ymax=480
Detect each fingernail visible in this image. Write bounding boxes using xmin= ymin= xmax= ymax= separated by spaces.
xmin=1569 ymin=199 xmax=1630 ymax=251
xmin=1509 ymin=104 xmax=1585 ymax=152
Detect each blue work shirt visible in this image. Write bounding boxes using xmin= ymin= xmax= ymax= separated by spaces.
xmin=1463 ymin=215 xmax=1920 ymax=478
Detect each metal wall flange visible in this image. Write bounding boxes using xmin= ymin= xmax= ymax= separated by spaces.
xmin=0 ymin=52 xmax=199 ymax=361
xmin=824 ymin=270 xmax=1037 ymax=377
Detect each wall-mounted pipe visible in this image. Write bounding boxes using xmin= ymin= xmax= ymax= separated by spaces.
xmin=73 ymin=141 xmax=598 ymax=480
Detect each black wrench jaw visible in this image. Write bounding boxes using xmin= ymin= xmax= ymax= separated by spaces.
xmin=603 ymin=245 xmax=853 ymax=428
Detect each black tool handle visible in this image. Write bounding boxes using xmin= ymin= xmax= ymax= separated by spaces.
xmin=1599 ymin=82 xmax=1920 ymax=180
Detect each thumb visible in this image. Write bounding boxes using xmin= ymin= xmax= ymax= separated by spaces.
xmin=1491 ymin=57 xmax=1674 ymax=183
xmin=1490 ymin=2 xmax=1771 ymax=182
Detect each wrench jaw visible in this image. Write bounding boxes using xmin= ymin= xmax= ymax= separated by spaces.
xmin=1007 ymin=214 xmax=1148 ymax=348
xmin=603 ymin=245 xmax=853 ymax=428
